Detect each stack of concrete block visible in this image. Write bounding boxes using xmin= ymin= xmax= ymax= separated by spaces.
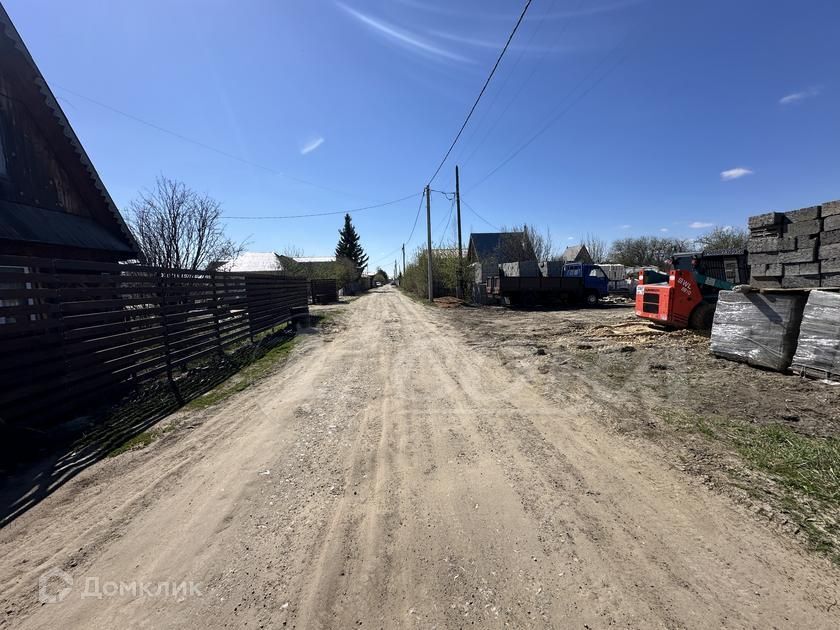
xmin=791 ymin=290 xmax=840 ymax=380
xmin=538 ymin=260 xmax=564 ymax=277
xmin=598 ymin=264 xmax=627 ymax=281
xmin=748 ymin=200 xmax=840 ymax=288
xmin=597 ymin=263 xmax=628 ymax=292
xmin=710 ymin=290 xmax=806 ymax=371
xmin=501 ymin=261 xmax=539 ymax=277
xmin=472 ymin=262 xmax=500 ymax=283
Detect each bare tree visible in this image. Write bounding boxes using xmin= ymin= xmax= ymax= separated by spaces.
xmin=582 ymin=233 xmax=609 ymax=263
xmin=696 ymin=226 xmax=749 ymax=252
xmin=281 ymin=244 xmax=304 ymax=258
xmin=609 ymin=236 xmax=692 ymax=268
xmin=127 ymin=176 xmax=244 ymax=270
xmin=498 ymin=223 xmax=555 ymax=261
xmin=524 ymin=224 xmax=555 ymax=261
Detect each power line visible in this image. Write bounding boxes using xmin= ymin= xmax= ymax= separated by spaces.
xmin=468 ymin=43 xmax=632 ymax=192
xmin=460 ymin=197 xmax=500 ymax=231
xmin=457 ymin=0 xmax=581 ymax=173
xmin=52 ymin=84 xmax=362 ymax=198
xmin=369 ymin=244 xmax=404 ymax=269
xmin=403 ymin=190 xmax=427 ymax=246
xmin=437 ymin=198 xmax=455 ymax=247
xmin=445 ymin=0 xmax=565 ymax=186
xmin=424 ymin=0 xmax=533 ymax=186
xmin=222 ymin=192 xmax=421 ymax=220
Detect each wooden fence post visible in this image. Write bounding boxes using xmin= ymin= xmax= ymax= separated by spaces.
xmin=158 ymin=270 xmax=182 ymax=404
xmin=211 ymin=270 xmax=224 ymax=356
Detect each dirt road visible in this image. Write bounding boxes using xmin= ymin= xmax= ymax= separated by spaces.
xmin=2 ymin=287 xmax=839 ymax=629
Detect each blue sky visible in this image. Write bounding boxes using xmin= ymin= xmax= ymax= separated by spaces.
xmin=6 ymin=0 xmax=840 ymax=269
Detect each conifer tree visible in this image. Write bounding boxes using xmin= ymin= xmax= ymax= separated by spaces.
xmin=335 ymin=213 xmax=368 ymax=271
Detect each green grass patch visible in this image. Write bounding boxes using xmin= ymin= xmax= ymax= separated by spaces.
xmin=108 ymin=424 xmax=174 ymax=457
xmin=185 ymin=336 xmax=297 ymax=410
xmin=658 ymin=409 xmax=840 ymax=561
xmin=728 ymin=424 xmax=840 ymax=505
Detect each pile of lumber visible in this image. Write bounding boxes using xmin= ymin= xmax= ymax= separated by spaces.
xmin=748 ymin=200 xmax=840 ymax=288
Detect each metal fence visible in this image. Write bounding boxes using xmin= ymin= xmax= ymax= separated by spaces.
xmin=0 ymin=255 xmax=308 ymax=425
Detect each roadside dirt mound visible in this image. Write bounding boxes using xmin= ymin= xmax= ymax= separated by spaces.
xmin=433 ymin=296 xmax=465 ymax=308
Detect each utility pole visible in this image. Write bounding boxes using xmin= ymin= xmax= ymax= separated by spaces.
xmin=394 ymin=260 xmax=397 ymax=284
xmin=455 ymin=165 xmax=464 ymax=299
xmin=425 ymin=185 xmax=433 ymax=302
xmin=402 ymin=243 xmax=405 ymax=280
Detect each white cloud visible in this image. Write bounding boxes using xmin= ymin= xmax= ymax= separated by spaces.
xmin=544 ymin=0 xmax=645 ymax=19
xmin=720 ymin=167 xmax=753 ymax=181
xmin=567 ymin=236 xmax=575 ymax=240
xmin=779 ymin=87 xmax=821 ymax=105
xmin=619 ymin=224 xmax=631 ymax=229
xmin=337 ymin=3 xmax=473 ymax=63
xmin=689 ymin=221 xmax=714 ymax=229
xmin=300 ymin=137 xmax=325 ymax=155
xmin=659 ymin=227 xmax=669 ymax=232
xmin=430 ymin=31 xmax=563 ymax=54
xmin=396 ymin=0 xmax=644 ymax=21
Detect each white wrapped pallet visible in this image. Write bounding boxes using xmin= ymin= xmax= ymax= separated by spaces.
xmin=791 ymin=291 xmax=840 ymax=380
xmin=471 ymin=262 xmax=480 ymax=283
xmin=608 ymin=279 xmax=631 ymax=293
xmin=710 ymin=291 xmax=806 ymax=371
xmin=598 ymin=264 xmax=626 ymax=281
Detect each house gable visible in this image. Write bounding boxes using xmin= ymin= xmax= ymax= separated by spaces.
xmin=0 ymin=4 xmax=138 ymax=259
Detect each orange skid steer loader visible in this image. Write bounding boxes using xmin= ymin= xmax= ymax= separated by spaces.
xmin=635 ymin=250 xmax=749 ymax=330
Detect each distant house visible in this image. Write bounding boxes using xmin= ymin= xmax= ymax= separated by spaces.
xmin=560 ymin=244 xmax=593 ymax=264
xmin=0 ymin=5 xmax=138 ymax=262
xmin=467 ymin=232 xmax=535 ymax=282
xmin=429 ymin=247 xmax=460 ymax=260
xmin=221 ymin=251 xmax=281 ymax=273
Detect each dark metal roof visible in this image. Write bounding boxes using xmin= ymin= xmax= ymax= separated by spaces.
xmin=0 ymin=201 xmax=134 ymax=253
xmin=468 ymin=232 xmax=533 ymax=262
xmin=0 ymin=3 xmax=139 ymax=257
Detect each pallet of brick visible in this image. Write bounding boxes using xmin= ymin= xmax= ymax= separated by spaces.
xmin=710 ymin=290 xmax=806 ymax=371
xmin=538 ymin=260 xmax=564 ymax=277
xmin=747 ymin=204 xmax=825 ymax=288
xmin=790 ymin=290 xmax=840 ymax=380
xmin=747 ymin=212 xmax=785 ymax=285
xmin=501 ymin=261 xmax=539 ymax=277
xmin=747 ymin=211 xmax=784 ymax=237
xmin=779 ymin=206 xmax=821 ymax=288
xmin=598 ymin=263 xmax=627 ymax=282
xmin=821 ymin=200 xmax=840 ymax=286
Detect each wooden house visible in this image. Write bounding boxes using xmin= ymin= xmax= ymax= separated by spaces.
xmin=0 ymin=4 xmax=137 ymax=262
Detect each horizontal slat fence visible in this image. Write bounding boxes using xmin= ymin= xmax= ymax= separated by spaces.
xmin=310 ymin=279 xmax=339 ymax=304
xmin=0 ymin=256 xmax=308 ymax=425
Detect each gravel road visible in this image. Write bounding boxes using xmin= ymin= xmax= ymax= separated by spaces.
xmin=2 ymin=286 xmax=839 ymax=629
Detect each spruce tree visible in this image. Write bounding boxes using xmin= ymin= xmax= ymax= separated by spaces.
xmin=335 ymin=213 xmax=369 ymax=271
